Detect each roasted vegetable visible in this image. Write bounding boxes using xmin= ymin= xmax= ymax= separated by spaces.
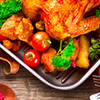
xmin=76 ymin=35 xmax=90 ymax=69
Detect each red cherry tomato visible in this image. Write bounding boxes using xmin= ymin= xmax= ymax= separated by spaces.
xmin=32 ymin=31 xmax=51 ymax=51
xmin=23 ymin=49 xmax=40 ymax=67
xmin=0 ymin=34 xmax=8 ymax=41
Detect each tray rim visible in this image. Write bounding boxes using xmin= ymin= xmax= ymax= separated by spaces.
xmin=0 ymin=43 xmax=100 ymax=90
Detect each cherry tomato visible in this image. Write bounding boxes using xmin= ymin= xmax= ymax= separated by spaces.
xmin=23 ymin=49 xmax=40 ymax=67
xmin=0 ymin=34 xmax=8 ymax=41
xmin=32 ymin=31 xmax=51 ymax=51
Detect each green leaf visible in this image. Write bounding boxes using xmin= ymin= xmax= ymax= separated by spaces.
xmin=89 ymin=38 xmax=100 ymax=60
xmin=91 ymin=38 xmax=99 ymax=44
xmin=63 ymin=41 xmax=76 ymax=57
xmin=51 ymin=38 xmax=76 ymax=70
xmin=89 ymin=47 xmax=94 ymax=53
xmin=45 ymin=38 xmax=51 ymax=45
xmin=92 ymin=43 xmax=99 ymax=49
xmin=0 ymin=0 xmax=22 ymax=27
xmin=0 ymin=19 xmax=6 ymax=28
xmin=96 ymin=7 xmax=100 ymax=17
xmin=51 ymin=56 xmax=72 ymax=70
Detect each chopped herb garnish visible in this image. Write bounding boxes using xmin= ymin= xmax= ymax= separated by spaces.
xmin=0 ymin=0 xmax=22 ymax=28
xmin=89 ymin=38 xmax=100 ymax=60
xmin=96 ymin=7 xmax=100 ymax=17
xmin=51 ymin=38 xmax=76 ymax=70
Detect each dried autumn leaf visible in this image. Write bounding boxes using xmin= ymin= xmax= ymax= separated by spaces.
xmin=0 ymin=49 xmax=20 ymax=75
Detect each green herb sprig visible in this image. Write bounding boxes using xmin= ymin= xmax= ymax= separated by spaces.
xmin=96 ymin=7 xmax=100 ymax=17
xmin=0 ymin=0 xmax=22 ymax=28
xmin=51 ymin=38 xmax=76 ymax=70
xmin=89 ymin=38 xmax=100 ymax=60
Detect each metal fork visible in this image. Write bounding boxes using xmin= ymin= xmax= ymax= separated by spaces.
xmin=92 ymin=65 xmax=100 ymax=87
xmin=90 ymin=92 xmax=100 ymax=100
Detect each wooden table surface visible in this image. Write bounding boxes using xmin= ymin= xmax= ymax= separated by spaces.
xmin=0 ymin=60 xmax=100 ymax=100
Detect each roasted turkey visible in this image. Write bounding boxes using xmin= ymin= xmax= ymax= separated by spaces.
xmin=22 ymin=0 xmax=100 ymax=40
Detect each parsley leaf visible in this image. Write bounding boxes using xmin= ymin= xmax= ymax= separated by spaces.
xmin=89 ymin=38 xmax=100 ymax=60
xmin=51 ymin=38 xmax=76 ymax=70
xmin=96 ymin=7 xmax=100 ymax=17
xmin=0 ymin=0 xmax=22 ymax=28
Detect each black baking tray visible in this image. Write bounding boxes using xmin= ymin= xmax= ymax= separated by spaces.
xmin=0 ymin=40 xmax=100 ymax=90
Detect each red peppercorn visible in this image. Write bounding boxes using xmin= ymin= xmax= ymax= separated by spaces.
xmin=71 ymin=61 xmax=77 ymax=68
xmin=0 ymin=93 xmax=4 ymax=100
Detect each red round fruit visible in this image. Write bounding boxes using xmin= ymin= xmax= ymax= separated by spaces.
xmin=32 ymin=31 xmax=51 ymax=51
xmin=23 ymin=49 xmax=40 ymax=67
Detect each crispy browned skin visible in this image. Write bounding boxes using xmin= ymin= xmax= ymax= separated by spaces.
xmin=22 ymin=0 xmax=41 ymax=22
xmin=2 ymin=40 xmax=14 ymax=50
xmin=14 ymin=18 xmax=34 ymax=42
xmin=41 ymin=0 xmax=100 ymax=40
xmin=0 ymin=12 xmax=34 ymax=45
xmin=22 ymin=0 xmax=100 ymax=40
xmin=0 ymin=12 xmax=24 ymax=40
xmin=41 ymin=47 xmax=56 ymax=73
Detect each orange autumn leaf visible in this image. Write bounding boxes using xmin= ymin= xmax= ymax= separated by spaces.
xmin=0 ymin=49 xmax=20 ymax=75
